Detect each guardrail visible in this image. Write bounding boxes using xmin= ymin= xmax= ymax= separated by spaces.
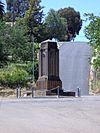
xmin=16 ymin=86 xmax=61 ymax=98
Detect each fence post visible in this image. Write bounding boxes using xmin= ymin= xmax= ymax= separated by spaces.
xmin=77 ymin=87 xmax=81 ymax=97
xmin=16 ymin=86 xmax=21 ymax=98
xmin=57 ymin=86 xmax=60 ymax=98
xmin=32 ymin=87 xmax=34 ymax=98
xmin=16 ymin=87 xmax=19 ymax=98
xmin=19 ymin=87 xmax=21 ymax=98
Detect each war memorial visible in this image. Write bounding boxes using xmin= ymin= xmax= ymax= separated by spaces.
xmin=15 ymin=40 xmax=92 ymax=97
xmin=35 ymin=40 xmax=92 ymax=96
xmin=36 ymin=40 xmax=62 ymax=95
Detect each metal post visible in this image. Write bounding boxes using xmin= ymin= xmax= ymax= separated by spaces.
xmin=16 ymin=85 xmax=21 ymax=98
xmin=32 ymin=34 xmax=34 ymax=84
xmin=19 ymin=87 xmax=21 ymax=98
xmin=77 ymin=87 xmax=81 ymax=97
xmin=16 ymin=87 xmax=19 ymax=98
xmin=32 ymin=87 xmax=34 ymax=98
xmin=12 ymin=0 xmax=15 ymax=26
xmin=57 ymin=86 xmax=60 ymax=98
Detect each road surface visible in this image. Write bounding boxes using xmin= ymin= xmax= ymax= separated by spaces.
xmin=0 ymin=96 xmax=100 ymax=133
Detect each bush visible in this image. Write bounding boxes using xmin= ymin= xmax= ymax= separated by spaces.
xmin=0 ymin=65 xmax=29 ymax=88
xmin=15 ymin=62 xmax=39 ymax=81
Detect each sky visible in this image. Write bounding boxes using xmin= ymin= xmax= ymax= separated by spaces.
xmin=2 ymin=0 xmax=100 ymax=42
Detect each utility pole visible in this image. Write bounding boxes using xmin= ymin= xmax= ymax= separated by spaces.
xmin=29 ymin=15 xmax=35 ymax=84
xmin=32 ymin=33 xmax=34 ymax=84
xmin=12 ymin=0 xmax=15 ymax=26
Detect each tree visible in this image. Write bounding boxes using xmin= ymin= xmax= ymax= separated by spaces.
xmin=84 ymin=13 xmax=100 ymax=69
xmin=24 ymin=0 xmax=44 ymax=42
xmin=5 ymin=0 xmax=29 ymax=21
xmin=58 ymin=7 xmax=82 ymax=41
xmin=0 ymin=21 xmax=9 ymax=67
xmin=6 ymin=0 xmax=44 ymax=43
xmin=44 ymin=9 xmax=67 ymax=41
xmin=0 ymin=19 xmax=39 ymax=80
xmin=0 ymin=1 xmax=4 ymax=19
xmin=0 ymin=20 xmax=31 ymax=63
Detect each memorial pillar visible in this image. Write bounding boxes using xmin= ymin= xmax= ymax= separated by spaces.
xmin=36 ymin=40 xmax=62 ymax=95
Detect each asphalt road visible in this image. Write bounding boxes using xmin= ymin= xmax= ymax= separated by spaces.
xmin=0 ymin=96 xmax=100 ymax=133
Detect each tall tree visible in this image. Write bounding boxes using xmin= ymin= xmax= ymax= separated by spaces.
xmin=44 ymin=9 xmax=67 ymax=41
xmin=84 ymin=13 xmax=100 ymax=69
xmin=0 ymin=1 xmax=4 ymax=19
xmin=24 ymin=0 xmax=44 ymax=42
xmin=58 ymin=7 xmax=82 ymax=41
xmin=0 ymin=21 xmax=32 ymax=63
xmin=6 ymin=0 xmax=44 ymax=42
xmin=0 ymin=21 xmax=9 ymax=67
xmin=6 ymin=0 xmax=29 ymax=21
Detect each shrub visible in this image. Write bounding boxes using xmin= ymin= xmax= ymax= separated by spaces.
xmin=0 ymin=65 xmax=29 ymax=88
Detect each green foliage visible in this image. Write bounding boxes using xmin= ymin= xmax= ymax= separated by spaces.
xmin=10 ymin=24 xmax=32 ymax=62
xmin=0 ymin=19 xmax=39 ymax=81
xmin=5 ymin=0 xmax=44 ymax=43
xmin=84 ymin=13 xmax=100 ymax=69
xmin=6 ymin=0 xmax=29 ymax=21
xmin=24 ymin=0 xmax=44 ymax=42
xmin=43 ymin=7 xmax=82 ymax=41
xmin=0 ymin=65 xmax=29 ymax=87
xmin=0 ymin=20 xmax=32 ymax=64
xmin=58 ymin=7 xmax=82 ymax=41
xmin=14 ymin=43 xmax=39 ymax=81
xmin=44 ymin=9 xmax=67 ymax=41
xmin=24 ymin=61 xmax=39 ymax=82
xmin=0 ymin=21 xmax=9 ymax=67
